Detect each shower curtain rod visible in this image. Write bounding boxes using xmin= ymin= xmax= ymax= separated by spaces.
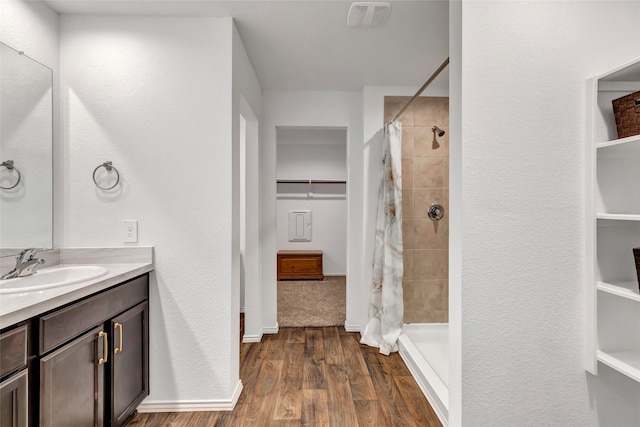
xmin=389 ymin=57 xmax=450 ymax=124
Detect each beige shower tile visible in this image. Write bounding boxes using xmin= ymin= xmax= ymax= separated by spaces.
xmin=402 ymin=158 xmax=414 ymax=189
xmin=402 ymin=127 xmax=415 ymax=158
xmin=414 ymin=157 xmax=443 ymax=188
xmin=413 ymin=218 xmax=449 ymax=250
xmin=413 ymin=96 xmax=449 ymax=127
xmin=414 ymin=188 xmax=445 ymax=219
xmin=444 ymin=157 xmax=449 ymax=188
xmin=413 ymin=280 xmax=446 ymax=311
xmin=403 ymin=249 xmax=414 ymax=280
xmin=431 ymin=310 xmax=449 ymax=323
xmin=384 ymin=96 xmax=414 ymax=126
xmin=443 ymin=280 xmax=449 ymax=306
xmin=414 ymin=127 xmax=448 ymax=157
xmin=404 ymin=309 xmax=421 ymax=324
xmin=413 ymin=250 xmax=448 ymax=280
xmin=402 ymin=189 xmax=414 ymax=218
xmin=443 ymin=189 xmax=449 ymax=217
xmin=402 ymin=219 xmax=415 ymax=249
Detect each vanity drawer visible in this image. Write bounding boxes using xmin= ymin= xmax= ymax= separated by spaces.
xmin=39 ymin=274 xmax=148 ymax=355
xmin=0 ymin=324 xmax=28 ymax=378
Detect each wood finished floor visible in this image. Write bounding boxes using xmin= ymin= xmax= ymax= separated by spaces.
xmin=129 ymin=323 xmax=442 ymax=427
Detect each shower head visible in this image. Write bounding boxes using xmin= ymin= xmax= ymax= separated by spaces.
xmin=432 ymin=125 xmax=445 ymax=137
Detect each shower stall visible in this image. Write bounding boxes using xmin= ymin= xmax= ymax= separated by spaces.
xmin=383 ymin=93 xmax=450 ymax=426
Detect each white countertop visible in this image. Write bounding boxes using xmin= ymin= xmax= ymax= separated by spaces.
xmin=0 ymin=262 xmax=153 ymax=329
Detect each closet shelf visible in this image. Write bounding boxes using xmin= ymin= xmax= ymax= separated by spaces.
xmin=597 ymin=281 xmax=640 ymax=303
xmin=596 ymin=134 xmax=640 ymax=150
xmin=596 ymin=214 xmax=640 ymax=221
xmin=597 ymin=350 xmax=640 ymax=383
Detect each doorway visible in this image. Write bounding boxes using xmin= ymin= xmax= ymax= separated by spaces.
xmin=275 ymin=126 xmax=348 ymax=327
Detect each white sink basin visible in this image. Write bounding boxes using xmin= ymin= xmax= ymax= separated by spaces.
xmin=0 ymin=265 xmax=108 ymax=294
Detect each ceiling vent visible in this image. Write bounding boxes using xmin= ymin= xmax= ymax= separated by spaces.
xmin=347 ymin=2 xmax=391 ymax=28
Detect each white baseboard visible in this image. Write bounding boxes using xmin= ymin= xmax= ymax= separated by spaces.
xmin=262 ymin=323 xmax=279 ymax=334
xmin=137 ymin=380 xmax=243 ymax=413
xmin=344 ymin=322 xmax=361 ymax=333
xmin=243 ymin=332 xmax=262 ymax=343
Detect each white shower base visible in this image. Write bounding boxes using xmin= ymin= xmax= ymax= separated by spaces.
xmin=398 ymin=323 xmax=449 ymax=426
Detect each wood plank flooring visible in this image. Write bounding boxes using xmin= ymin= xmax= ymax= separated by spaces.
xmin=129 ymin=324 xmax=442 ymax=427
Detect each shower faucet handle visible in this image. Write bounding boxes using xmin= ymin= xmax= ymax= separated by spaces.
xmin=427 ymin=203 xmax=445 ymax=221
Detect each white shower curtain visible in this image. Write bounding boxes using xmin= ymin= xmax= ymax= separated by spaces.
xmin=360 ymin=121 xmax=403 ymax=355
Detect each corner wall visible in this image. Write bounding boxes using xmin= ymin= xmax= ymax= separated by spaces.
xmin=232 ymin=22 xmax=262 ymax=344
xmin=458 ymin=1 xmax=640 ymax=425
xmin=60 ymin=16 xmax=239 ymax=408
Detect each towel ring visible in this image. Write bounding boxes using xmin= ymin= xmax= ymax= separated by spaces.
xmin=92 ymin=161 xmax=120 ymax=190
xmin=0 ymin=160 xmax=22 ymax=190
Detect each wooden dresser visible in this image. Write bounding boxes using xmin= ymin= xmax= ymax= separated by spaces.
xmin=277 ymin=250 xmax=323 ymax=281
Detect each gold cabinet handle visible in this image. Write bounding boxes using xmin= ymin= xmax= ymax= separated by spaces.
xmin=98 ymin=331 xmax=108 ymax=365
xmin=114 ymin=323 xmax=123 ymax=354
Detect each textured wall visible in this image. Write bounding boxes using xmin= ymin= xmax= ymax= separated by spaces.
xmin=457 ymin=1 xmax=640 ymax=426
xmin=60 ymin=16 xmax=239 ymax=405
xmin=384 ymin=96 xmax=449 ymax=324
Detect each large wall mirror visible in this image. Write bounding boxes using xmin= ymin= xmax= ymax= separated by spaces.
xmin=0 ymin=42 xmax=53 ymax=257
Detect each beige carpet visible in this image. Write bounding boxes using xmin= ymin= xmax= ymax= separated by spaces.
xmin=278 ymin=276 xmax=346 ymax=327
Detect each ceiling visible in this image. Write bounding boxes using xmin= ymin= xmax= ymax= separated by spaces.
xmin=44 ymin=0 xmax=449 ymax=91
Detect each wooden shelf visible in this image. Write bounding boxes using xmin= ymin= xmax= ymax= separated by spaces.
xmin=597 ymin=281 xmax=640 ymax=303
xmin=597 ymin=350 xmax=640 ymax=383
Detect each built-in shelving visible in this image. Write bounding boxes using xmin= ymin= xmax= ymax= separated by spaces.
xmin=597 ymin=350 xmax=640 ymax=383
xmin=596 ymin=214 xmax=640 ymax=221
xmin=585 ymin=57 xmax=640 ymax=384
xmin=597 ymin=281 xmax=640 ymax=302
xmin=596 ymin=134 xmax=640 ymax=150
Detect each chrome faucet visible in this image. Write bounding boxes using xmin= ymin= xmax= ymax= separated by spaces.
xmin=1 ymin=248 xmax=46 ymax=280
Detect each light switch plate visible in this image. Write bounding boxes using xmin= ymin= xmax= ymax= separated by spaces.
xmin=124 ymin=220 xmax=138 ymax=243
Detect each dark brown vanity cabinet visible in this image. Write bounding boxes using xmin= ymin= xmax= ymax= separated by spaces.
xmin=39 ymin=325 xmax=106 ymax=426
xmin=109 ymin=301 xmax=149 ymax=427
xmin=0 ymin=324 xmax=29 ymax=427
xmin=37 ymin=273 xmax=150 ymax=427
xmin=0 ymin=273 xmax=150 ymax=427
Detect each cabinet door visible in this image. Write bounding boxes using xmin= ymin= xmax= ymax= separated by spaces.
xmin=0 ymin=369 xmax=28 ymax=427
xmin=40 ymin=326 xmax=105 ymax=427
xmin=110 ymin=302 xmax=149 ymax=427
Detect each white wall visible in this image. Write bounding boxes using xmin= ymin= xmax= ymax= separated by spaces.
xmin=448 ymin=1 xmax=462 ymax=425
xmin=456 ymin=1 xmax=640 ymax=426
xmin=60 ymin=16 xmax=240 ymax=408
xmin=277 ymin=143 xmax=347 ymax=181
xmin=232 ymin=23 xmax=262 ymax=343
xmin=260 ymin=91 xmax=363 ymax=333
xmin=0 ymin=0 xmax=59 ymax=250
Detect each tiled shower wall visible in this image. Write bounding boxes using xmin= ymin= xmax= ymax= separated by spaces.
xmin=384 ymin=96 xmax=449 ymax=323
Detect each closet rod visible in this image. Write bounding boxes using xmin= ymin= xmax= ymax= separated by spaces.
xmin=390 ymin=57 xmax=450 ymax=124
xmin=277 ymin=179 xmax=347 ymax=184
